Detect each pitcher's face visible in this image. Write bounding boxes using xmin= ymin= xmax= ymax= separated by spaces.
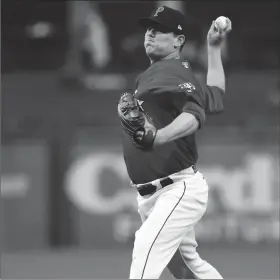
xmin=144 ymin=27 xmax=178 ymax=61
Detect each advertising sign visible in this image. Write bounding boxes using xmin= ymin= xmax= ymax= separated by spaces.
xmin=65 ymin=128 xmax=279 ymax=248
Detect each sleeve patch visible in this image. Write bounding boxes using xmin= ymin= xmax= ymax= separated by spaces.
xmin=178 ymin=82 xmax=196 ymax=93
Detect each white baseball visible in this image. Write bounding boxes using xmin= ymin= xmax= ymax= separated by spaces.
xmin=215 ymin=16 xmax=228 ymax=30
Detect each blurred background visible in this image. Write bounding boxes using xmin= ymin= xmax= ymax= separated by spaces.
xmin=1 ymin=0 xmax=279 ymax=279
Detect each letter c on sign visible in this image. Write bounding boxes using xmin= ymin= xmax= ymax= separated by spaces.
xmin=64 ymin=152 xmax=137 ymax=215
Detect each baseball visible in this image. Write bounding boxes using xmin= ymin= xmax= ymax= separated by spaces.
xmin=215 ymin=16 xmax=228 ymax=30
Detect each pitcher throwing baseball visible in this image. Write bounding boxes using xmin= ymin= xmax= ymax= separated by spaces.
xmin=117 ymin=6 xmax=231 ymax=279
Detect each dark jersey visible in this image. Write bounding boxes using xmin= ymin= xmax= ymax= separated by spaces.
xmin=121 ymin=58 xmax=224 ymax=184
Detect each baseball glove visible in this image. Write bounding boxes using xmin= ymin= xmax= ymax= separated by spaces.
xmin=117 ymin=92 xmax=157 ymax=150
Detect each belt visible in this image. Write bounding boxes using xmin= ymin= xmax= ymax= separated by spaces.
xmin=136 ymin=165 xmax=198 ymax=196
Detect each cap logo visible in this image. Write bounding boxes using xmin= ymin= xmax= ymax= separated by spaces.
xmin=178 ymin=25 xmax=182 ymax=30
xmin=154 ymin=6 xmax=164 ymax=17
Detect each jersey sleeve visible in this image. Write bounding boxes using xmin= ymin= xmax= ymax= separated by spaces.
xmin=201 ymin=85 xmax=225 ymax=114
xmin=182 ymin=101 xmax=206 ymax=128
xmin=171 ymin=83 xmax=206 ymax=128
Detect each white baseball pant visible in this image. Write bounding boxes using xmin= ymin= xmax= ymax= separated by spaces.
xmin=129 ymin=167 xmax=223 ymax=279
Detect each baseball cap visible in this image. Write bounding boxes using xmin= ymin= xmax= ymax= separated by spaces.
xmin=138 ymin=6 xmax=187 ymax=35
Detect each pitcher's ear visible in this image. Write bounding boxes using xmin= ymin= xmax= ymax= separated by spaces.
xmin=174 ymin=34 xmax=185 ymax=48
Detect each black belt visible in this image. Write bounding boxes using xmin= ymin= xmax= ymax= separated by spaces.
xmin=137 ymin=165 xmax=198 ymax=196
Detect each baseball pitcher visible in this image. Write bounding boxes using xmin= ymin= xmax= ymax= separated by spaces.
xmin=117 ymin=6 xmax=231 ymax=279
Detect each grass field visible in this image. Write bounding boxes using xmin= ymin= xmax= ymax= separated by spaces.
xmin=2 ymin=245 xmax=279 ymax=279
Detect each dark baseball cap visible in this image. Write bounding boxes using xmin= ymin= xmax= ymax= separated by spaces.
xmin=138 ymin=6 xmax=187 ymax=35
